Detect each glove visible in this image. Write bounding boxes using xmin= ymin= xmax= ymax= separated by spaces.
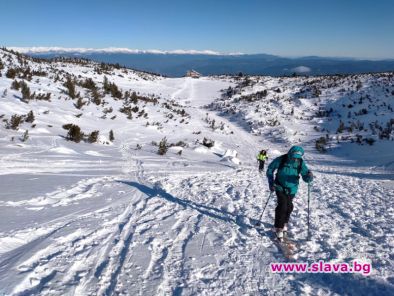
xmin=307 ymin=171 xmax=314 ymax=183
xmin=267 ymin=176 xmax=275 ymax=192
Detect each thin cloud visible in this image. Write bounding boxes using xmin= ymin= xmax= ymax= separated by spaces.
xmin=291 ymin=66 xmax=311 ymax=73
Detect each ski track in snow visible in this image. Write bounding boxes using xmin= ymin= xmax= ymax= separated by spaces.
xmin=1 ymin=152 xmax=393 ymax=295
xmin=0 ymin=176 xmax=111 ymax=208
xmin=2 ymin=158 xmax=392 ymax=295
xmin=0 ymin=75 xmax=393 ymax=295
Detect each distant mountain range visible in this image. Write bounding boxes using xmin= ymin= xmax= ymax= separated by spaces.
xmin=11 ymin=47 xmax=394 ymax=77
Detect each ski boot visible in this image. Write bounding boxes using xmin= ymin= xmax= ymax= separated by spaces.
xmin=275 ymin=228 xmax=284 ymax=242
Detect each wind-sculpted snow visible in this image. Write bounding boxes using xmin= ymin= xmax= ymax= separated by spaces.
xmin=0 ymin=49 xmax=393 ymax=295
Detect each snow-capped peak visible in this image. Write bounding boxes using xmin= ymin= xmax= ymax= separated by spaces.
xmin=8 ymin=47 xmax=243 ymax=56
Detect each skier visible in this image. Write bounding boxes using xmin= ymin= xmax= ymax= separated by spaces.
xmin=266 ymin=146 xmax=313 ymax=242
xmin=257 ymin=149 xmax=268 ymax=172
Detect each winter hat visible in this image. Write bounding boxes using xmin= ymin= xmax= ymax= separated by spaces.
xmin=288 ymin=146 xmax=304 ymax=158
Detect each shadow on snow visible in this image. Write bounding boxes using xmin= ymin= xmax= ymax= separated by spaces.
xmin=118 ymin=180 xmax=394 ymax=295
xmin=117 ymin=180 xmax=255 ymax=232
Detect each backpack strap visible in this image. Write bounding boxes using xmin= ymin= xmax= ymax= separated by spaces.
xmin=298 ymin=158 xmax=303 ymax=175
xmin=277 ymin=154 xmax=287 ymax=172
xmin=275 ymin=155 xmax=287 ymax=187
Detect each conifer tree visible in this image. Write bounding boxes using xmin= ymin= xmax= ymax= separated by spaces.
xmin=109 ymin=130 xmax=115 ymax=142
xmin=64 ymin=76 xmax=77 ymax=99
xmin=25 ymin=110 xmax=35 ymax=123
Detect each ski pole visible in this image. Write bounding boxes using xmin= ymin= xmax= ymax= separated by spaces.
xmin=256 ymin=191 xmax=273 ymax=226
xmin=307 ymin=182 xmax=312 ymax=240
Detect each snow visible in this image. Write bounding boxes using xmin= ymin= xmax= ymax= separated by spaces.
xmin=49 ymin=146 xmax=78 ymax=154
xmin=0 ymin=48 xmax=393 ymax=295
xmin=221 ymin=149 xmax=241 ymax=165
xmin=84 ymin=150 xmax=110 ymax=157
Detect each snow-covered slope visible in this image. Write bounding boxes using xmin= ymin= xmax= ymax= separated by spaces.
xmin=0 ymin=49 xmax=393 ymax=295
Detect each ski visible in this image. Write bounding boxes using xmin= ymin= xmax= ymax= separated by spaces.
xmin=272 ymin=231 xmax=299 ymax=260
xmin=252 ymin=222 xmax=298 ymax=260
xmin=282 ymin=235 xmax=298 ymax=251
xmin=274 ymin=238 xmax=295 ymax=260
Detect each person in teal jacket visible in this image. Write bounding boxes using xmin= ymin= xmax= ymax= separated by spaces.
xmin=266 ymin=146 xmax=313 ymax=241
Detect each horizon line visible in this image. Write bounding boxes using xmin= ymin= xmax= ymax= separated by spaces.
xmin=5 ymin=46 xmax=394 ymax=61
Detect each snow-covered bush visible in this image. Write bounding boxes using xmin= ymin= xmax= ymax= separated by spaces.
xmin=119 ymin=105 xmax=133 ymax=119
xmin=74 ymin=97 xmax=86 ymax=109
xmin=158 ymin=137 xmax=168 ymax=155
xmin=21 ymin=130 xmax=29 ymax=142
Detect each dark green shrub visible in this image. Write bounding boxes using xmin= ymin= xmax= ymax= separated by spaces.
xmin=158 ymin=137 xmax=168 ymax=155
xmin=202 ymin=137 xmax=215 ymax=148
xmin=25 ymin=110 xmax=35 ymax=123
xmin=91 ymin=88 xmax=102 ymax=105
xmin=336 ymin=121 xmax=345 ymax=133
xmin=11 ymin=80 xmax=21 ymax=90
xmin=80 ymin=78 xmax=96 ymax=90
xmin=6 ymin=68 xmax=17 ymax=79
xmin=62 ymin=123 xmax=73 ymax=130
xmin=364 ymin=138 xmax=375 ymax=145
xmin=66 ymin=124 xmax=83 ymax=142
xmin=35 ymin=92 xmax=51 ymax=101
xmin=64 ymin=76 xmax=77 ymax=99
xmin=21 ymin=81 xmax=31 ymax=100
xmin=88 ymin=130 xmax=99 ymax=143
xmin=8 ymin=114 xmax=23 ymax=130
xmin=315 ymin=137 xmax=327 ymax=152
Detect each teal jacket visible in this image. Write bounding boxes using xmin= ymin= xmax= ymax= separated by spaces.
xmin=266 ymin=146 xmax=312 ymax=196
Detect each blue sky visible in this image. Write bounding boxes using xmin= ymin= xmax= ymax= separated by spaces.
xmin=1 ymin=0 xmax=394 ymax=58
